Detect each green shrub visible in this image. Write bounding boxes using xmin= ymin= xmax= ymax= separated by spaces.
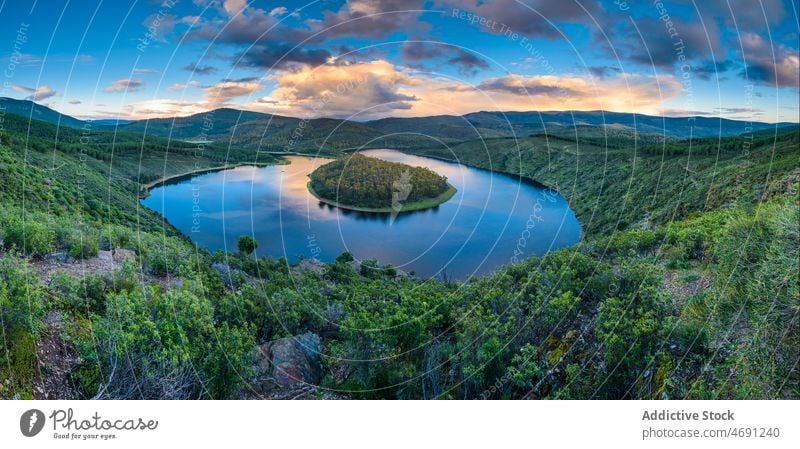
xmin=237 ymin=235 xmax=258 ymax=255
xmin=68 ymin=232 xmax=99 ymax=260
xmin=3 ymin=219 xmax=55 ymax=257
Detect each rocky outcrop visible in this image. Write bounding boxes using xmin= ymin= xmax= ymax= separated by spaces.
xmin=112 ymin=248 xmax=136 ymax=263
xmin=255 ymin=333 xmax=322 ymax=390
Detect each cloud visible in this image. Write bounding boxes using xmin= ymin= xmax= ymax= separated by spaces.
xmin=248 ymin=60 xmax=418 ymax=118
xmin=587 ymin=66 xmax=621 ymax=79
xmin=7 ymin=53 xmax=42 ymax=67
xmin=475 ymin=75 xmax=578 ymax=96
xmin=169 ymin=80 xmax=200 ymax=91
xmin=692 ymin=59 xmax=736 ymax=80
xmin=609 ymin=17 xmax=724 ymax=69
xmin=444 ymin=0 xmax=598 ymax=39
xmin=739 ymin=32 xmax=799 ymax=88
xmin=411 ymin=73 xmax=682 ymax=117
xmin=133 ymin=68 xmax=160 ymax=75
xmin=237 ymin=44 xmax=333 ymax=70
xmin=222 ymin=0 xmax=247 ymax=17
xmin=183 ymin=61 xmax=218 ymax=75
xmin=68 ymin=100 xmax=82 ymax=104
xmin=202 ymin=78 xmax=263 ymax=104
xmin=186 ymin=0 xmax=428 ymax=71
xmin=143 ymin=13 xmax=178 ymax=43
xmin=104 ymin=79 xmax=145 ymax=93
xmin=692 ymin=0 xmax=788 ymax=32
xmin=712 ymin=107 xmax=766 ymax=115
xmin=122 ymin=99 xmax=209 ymax=119
xmin=401 ymin=41 xmax=490 ymax=75
xmin=243 ymin=59 xmax=680 ymax=119
xmin=269 ymin=6 xmax=289 ymax=17
xmin=307 ymin=0 xmax=428 ymax=39
xmin=12 ymin=84 xmax=58 ymax=101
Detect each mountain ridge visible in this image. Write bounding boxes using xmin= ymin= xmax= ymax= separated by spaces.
xmin=2 ymin=98 xmax=796 ymax=145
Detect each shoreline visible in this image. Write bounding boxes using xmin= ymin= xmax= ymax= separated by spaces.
xmin=307 ymin=182 xmax=457 ymax=213
xmin=138 ymin=160 xmax=285 ymax=199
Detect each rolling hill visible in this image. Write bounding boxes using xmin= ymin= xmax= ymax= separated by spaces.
xmin=0 ymin=97 xmax=86 ymax=128
xmin=366 ymin=110 xmax=796 ymax=140
xmin=5 ymin=99 xmax=794 ymax=153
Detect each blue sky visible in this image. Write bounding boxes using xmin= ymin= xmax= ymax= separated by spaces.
xmin=1 ymin=0 xmax=797 ymax=122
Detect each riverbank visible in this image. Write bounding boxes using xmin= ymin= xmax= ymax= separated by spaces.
xmin=307 ymin=182 xmax=457 ymax=213
xmin=138 ymin=160 xmax=286 ymax=198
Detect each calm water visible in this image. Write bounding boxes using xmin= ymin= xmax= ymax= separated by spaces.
xmin=141 ymin=149 xmax=581 ymax=279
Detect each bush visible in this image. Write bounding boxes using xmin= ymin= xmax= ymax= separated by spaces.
xmin=3 ymin=219 xmax=55 ymax=257
xmin=237 ymin=235 xmax=258 ymax=255
xmin=68 ymin=232 xmax=99 ymax=260
xmin=359 ymin=259 xmax=379 ymax=278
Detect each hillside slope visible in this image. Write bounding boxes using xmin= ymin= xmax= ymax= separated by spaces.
xmin=408 ymin=131 xmax=799 ymax=237
xmin=0 ymin=97 xmax=86 ymax=128
xmin=0 ymin=114 xmax=797 ymax=401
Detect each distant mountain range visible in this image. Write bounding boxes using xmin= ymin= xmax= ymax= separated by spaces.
xmin=2 ymin=98 xmax=796 ymax=149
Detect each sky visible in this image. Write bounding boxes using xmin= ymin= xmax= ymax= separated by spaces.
xmin=0 ymin=0 xmax=797 ymax=122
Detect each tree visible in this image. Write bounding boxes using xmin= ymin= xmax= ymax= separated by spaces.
xmin=237 ymin=235 xmax=258 ymax=255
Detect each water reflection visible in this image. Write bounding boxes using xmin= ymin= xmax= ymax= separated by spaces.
xmin=141 ymin=149 xmax=581 ymax=279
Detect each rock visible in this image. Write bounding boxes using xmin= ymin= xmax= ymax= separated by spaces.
xmin=298 ymin=258 xmax=325 ymax=274
xmin=256 ymin=333 xmax=322 ymax=390
xmin=212 ymin=262 xmax=244 ymax=288
xmin=112 ymin=248 xmax=136 ymax=263
xmin=97 ymin=250 xmax=113 ymax=262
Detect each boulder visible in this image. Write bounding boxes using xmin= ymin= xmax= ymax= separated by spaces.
xmin=212 ymin=262 xmax=244 ymax=288
xmin=112 ymin=248 xmax=137 ymax=263
xmin=256 ymin=333 xmax=322 ymax=389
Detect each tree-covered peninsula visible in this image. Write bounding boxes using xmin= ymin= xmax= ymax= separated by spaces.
xmin=307 ymin=154 xmax=456 ymax=212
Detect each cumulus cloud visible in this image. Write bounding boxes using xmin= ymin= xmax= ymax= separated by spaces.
xmin=104 ymin=79 xmax=145 ymax=93
xmin=739 ymin=32 xmax=799 ymax=88
xmin=12 ymin=84 xmax=58 ymax=101
xmin=243 ymin=59 xmax=681 ymax=119
xmin=248 ymin=60 xmax=418 ymax=118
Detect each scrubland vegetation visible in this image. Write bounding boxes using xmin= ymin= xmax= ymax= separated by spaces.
xmin=0 ymin=110 xmax=797 ymax=399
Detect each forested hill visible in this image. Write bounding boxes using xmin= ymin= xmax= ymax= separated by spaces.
xmin=407 ymin=131 xmax=799 ymax=237
xmin=0 ymin=111 xmax=797 ymax=401
xmin=308 ymin=154 xmax=452 ymax=210
xmin=0 ymin=97 xmax=86 ymax=128
xmin=4 ymin=98 xmax=796 ymax=151
xmin=364 ymin=110 xmax=797 ymax=140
